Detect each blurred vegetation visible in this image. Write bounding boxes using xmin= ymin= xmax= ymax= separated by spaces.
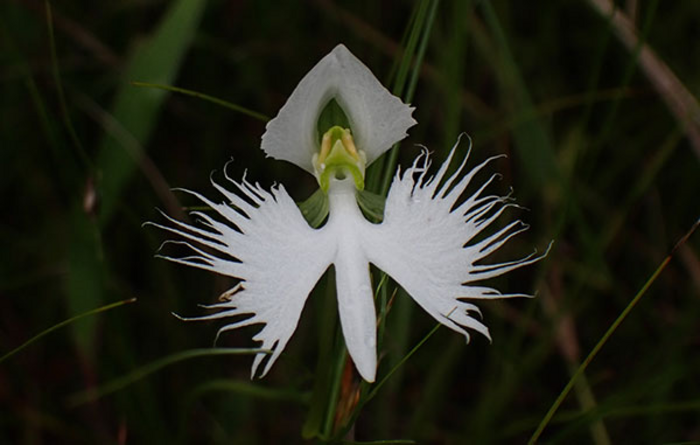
xmin=1 ymin=0 xmax=699 ymax=443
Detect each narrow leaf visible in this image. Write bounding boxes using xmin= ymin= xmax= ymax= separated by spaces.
xmin=67 ymin=347 xmax=270 ymax=407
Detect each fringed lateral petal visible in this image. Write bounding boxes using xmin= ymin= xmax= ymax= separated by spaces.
xmin=150 ymin=176 xmax=334 ymax=378
xmin=365 ymin=141 xmax=548 ymax=343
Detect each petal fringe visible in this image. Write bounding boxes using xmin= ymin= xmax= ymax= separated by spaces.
xmin=365 ymin=137 xmax=548 ymax=343
xmin=149 ymin=176 xmax=334 ymax=378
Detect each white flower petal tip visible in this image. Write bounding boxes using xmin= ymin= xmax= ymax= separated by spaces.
xmin=261 ymin=44 xmax=417 ymax=174
xmin=365 ymin=137 xmax=550 ymax=345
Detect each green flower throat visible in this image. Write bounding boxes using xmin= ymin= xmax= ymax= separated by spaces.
xmin=313 ymin=126 xmax=366 ymax=193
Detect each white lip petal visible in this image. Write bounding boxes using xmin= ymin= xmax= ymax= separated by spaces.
xmin=261 ymin=44 xmax=417 ymax=173
xmin=333 ymin=241 xmax=377 ymax=382
xmin=149 ymin=174 xmax=334 ymax=378
xmin=326 ymin=178 xmax=379 ymax=382
xmin=364 ymin=138 xmax=549 ymax=343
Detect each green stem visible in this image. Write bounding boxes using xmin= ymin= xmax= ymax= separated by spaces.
xmin=338 ymin=321 xmax=443 ymax=439
xmin=380 ymin=0 xmax=440 ymax=197
xmin=322 ymin=335 xmax=348 ymax=437
xmin=367 ymin=322 xmax=441 ymax=403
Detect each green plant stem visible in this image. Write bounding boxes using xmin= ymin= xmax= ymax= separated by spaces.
xmin=45 ymin=0 xmax=92 ymax=171
xmin=529 ymin=217 xmax=700 ymax=443
xmin=367 ymin=322 xmax=441 ymax=402
xmin=322 ymin=335 xmax=348 ymax=437
xmin=323 ymin=2 xmax=440 ymax=439
xmin=338 ymin=321 xmax=443 ymax=439
xmin=379 ymin=0 xmax=440 ymax=197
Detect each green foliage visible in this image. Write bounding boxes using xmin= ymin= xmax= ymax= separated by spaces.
xmin=1 ymin=0 xmax=699 ymax=443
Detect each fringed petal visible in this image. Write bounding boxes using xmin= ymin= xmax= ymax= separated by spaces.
xmin=149 ymin=176 xmax=334 ymax=378
xmin=365 ymin=137 xmax=548 ymax=343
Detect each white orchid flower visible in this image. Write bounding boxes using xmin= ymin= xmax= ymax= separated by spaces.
xmin=149 ymin=44 xmax=547 ymax=383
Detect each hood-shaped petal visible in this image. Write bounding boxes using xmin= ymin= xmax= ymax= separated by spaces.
xmin=261 ymin=44 xmax=417 ymax=173
xmin=147 ymin=171 xmax=334 ymax=378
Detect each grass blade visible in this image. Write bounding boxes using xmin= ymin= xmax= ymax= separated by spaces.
xmin=529 ymin=218 xmax=700 ymax=443
xmin=479 ymin=1 xmax=559 ymax=187
xmin=0 ymin=298 xmax=136 ymax=364
xmin=337 ymin=321 xmax=444 ymax=439
xmin=45 ymin=0 xmax=90 ymax=171
xmin=130 ymin=81 xmax=269 ymax=122
xmin=96 ymin=0 xmax=207 ymax=224
xmin=188 ymin=379 xmax=309 ymax=404
xmin=67 ymin=347 xmax=270 ymax=407
xmin=379 ymin=0 xmax=440 ymax=196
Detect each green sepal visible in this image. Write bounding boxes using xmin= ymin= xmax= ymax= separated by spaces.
xmin=297 ymin=188 xmax=329 ymax=228
xmin=357 ymin=189 xmax=386 ymax=223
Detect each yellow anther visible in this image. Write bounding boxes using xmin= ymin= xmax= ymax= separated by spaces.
xmin=341 ymin=128 xmax=359 ymax=159
xmin=319 ymin=131 xmax=332 ymax=164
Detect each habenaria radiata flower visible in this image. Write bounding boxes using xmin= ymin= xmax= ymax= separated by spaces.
xmin=149 ymin=44 xmax=547 ymax=383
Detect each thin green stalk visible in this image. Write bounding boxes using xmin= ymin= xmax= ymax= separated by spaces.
xmin=366 ymin=0 xmax=433 ymax=193
xmin=321 ymin=333 xmax=348 ymax=437
xmin=45 ymin=0 xmax=92 ymax=171
xmin=338 ymin=321 xmax=443 ymax=438
xmin=529 ymin=218 xmax=700 ymax=443
xmin=187 ymin=379 xmax=309 ymax=404
xmin=0 ymin=298 xmax=136 ymax=364
xmin=324 ymin=2 xmax=440 ymax=439
xmin=375 ymin=272 xmax=390 ymax=350
xmin=582 ymin=0 xmax=660 ymax=180
xmin=67 ymin=347 xmax=270 ymax=407
xmin=371 ymin=4 xmax=440 ymax=434
xmin=303 ymin=274 xmax=340 ymax=439
xmin=391 ymin=0 xmax=429 ymax=99
xmin=379 ymin=0 xmax=440 ymax=197
xmin=130 ymin=81 xmax=270 ymax=122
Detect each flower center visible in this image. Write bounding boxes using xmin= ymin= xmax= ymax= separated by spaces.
xmin=313 ymin=126 xmax=366 ymax=192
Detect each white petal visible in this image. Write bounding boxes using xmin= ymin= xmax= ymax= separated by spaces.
xmin=261 ymin=44 xmax=417 ymax=173
xmin=365 ymin=137 xmax=548 ymax=342
xmin=334 ymin=240 xmax=377 ymax=382
xmin=326 ymin=178 xmax=378 ymax=382
xmin=149 ymin=174 xmax=334 ymax=378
